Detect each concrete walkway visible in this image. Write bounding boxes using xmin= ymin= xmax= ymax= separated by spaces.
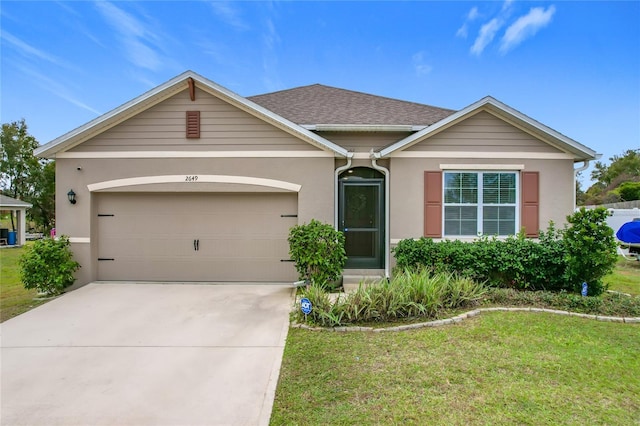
xmin=1 ymin=283 xmax=294 ymax=426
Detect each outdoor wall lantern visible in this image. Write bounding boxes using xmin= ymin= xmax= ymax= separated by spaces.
xmin=67 ymin=189 xmax=77 ymax=205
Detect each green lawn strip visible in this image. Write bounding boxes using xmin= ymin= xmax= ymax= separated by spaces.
xmin=271 ymin=312 xmax=639 ymax=425
xmin=605 ymin=257 xmax=640 ymax=296
xmin=0 ymin=245 xmax=48 ymax=322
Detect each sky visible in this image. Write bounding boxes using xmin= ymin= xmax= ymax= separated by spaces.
xmin=1 ymin=1 xmax=639 ymax=186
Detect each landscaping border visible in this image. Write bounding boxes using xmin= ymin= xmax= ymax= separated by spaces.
xmin=291 ymin=307 xmax=640 ymax=332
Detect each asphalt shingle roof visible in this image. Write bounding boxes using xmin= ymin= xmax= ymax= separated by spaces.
xmin=248 ymin=84 xmax=456 ymax=126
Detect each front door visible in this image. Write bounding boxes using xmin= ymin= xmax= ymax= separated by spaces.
xmin=338 ymin=168 xmax=384 ymax=269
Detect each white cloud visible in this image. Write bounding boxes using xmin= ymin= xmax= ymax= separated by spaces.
xmin=471 ymin=18 xmax=503 ymax=56
xmin=17 ymin=65 xmax=101 ymax=115
xmin=261 ymin=17 xmax=282 ymax=91
xmin=1 ymin=30 xmax=73 ymax=69
xmin=456 ymin=6 xmax=479 ymax=38
xmin=210 ymin=1 xmax=250 ymax=31
xmin=94 ymin=1 xmax=163 ymax=71
xmin=502 ymin=0 xmax=514 ymax=13
xmin=412 ymin=51 xmax=433 ymax=76
xmin=500 ymin=5 xmax=556 ymax=54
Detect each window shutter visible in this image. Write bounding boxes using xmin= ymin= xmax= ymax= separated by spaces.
xmin=521 ymin=171 xmax=539 ymax=238
xmin=424 ymin=171 xmax=442 ymax=238
xmin=186 ymin=111 xmax=200 ymax=139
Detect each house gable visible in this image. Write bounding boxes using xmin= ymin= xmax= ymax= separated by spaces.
xmin=35 ymin=71 xmax=348 ymax=159
xmin=404 ymin=110 xmax=563 ymax=155
xmin=377 ymin=96 xmax=597 ymax=161
xmin=68 ymin=87 xmax=322 ymax=153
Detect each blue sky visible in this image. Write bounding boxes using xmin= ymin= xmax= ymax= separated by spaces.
xmin=1 ymin=1 xmax=639 ymax=185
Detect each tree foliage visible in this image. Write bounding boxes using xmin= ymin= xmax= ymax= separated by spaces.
xmin=0 ymin=119 xmax=55 ymax=231
xmin=583 ymin=149 xmax=640 ymax=205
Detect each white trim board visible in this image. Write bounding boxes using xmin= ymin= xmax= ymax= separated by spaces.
xmin=439 ymin=164 xmax=524 ymax=170
xmin=87 ymin=175 xmax=302 ymax=192
xmin=57 ymin=150 xmax=334 ymax=159
xmin=69 ymin=237 xmax=91 ymax=243
xmin=391 ymin=151 xmax=573 ymax=159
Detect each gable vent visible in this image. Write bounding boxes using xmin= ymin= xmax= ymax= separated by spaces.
xmin=186 ymin=111 xmax=201 ymax=139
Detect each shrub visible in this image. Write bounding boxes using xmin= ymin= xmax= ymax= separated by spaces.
xmin=20 ymin=236 xmax=80 ymax=296
xmin=288 ymin=219 xmax=346 ymax=289
xmin=563 ymin=207 xmax=618 ymax=296
xmin=393 ymin=212 xmax=619 ymax=296
xmin=393 ymin=225 xmax=568 ymax=292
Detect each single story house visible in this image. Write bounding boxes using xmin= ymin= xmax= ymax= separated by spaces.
xmin=35 ymin=71 xmax=598 ymax=286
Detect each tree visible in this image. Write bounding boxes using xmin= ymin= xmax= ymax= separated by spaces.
xmin=584 ymin=149 xmax=640 ymax=205
xmin=0 ymin=119 xmax=54 ymax=231
xmin=29 ymin=161 xmax=56 ymax=231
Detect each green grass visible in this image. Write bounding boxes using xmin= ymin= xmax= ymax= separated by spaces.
xmin=0 ymin=244 xmax=49 ymax=322
xmin=271 ymin=312 xmax=640 ymax=425
xmin=605 ymin=256 xmax=640 ymax=295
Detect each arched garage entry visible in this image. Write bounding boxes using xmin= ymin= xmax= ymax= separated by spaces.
xmin=91 ymin=175 xmax=300 ymax=282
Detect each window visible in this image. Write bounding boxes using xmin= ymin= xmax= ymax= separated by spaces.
xmin=443 ymin=171 xmax=517 ymax=236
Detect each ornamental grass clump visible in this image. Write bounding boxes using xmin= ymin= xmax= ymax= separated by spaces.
xmin=294 ymin=270 xmax=486 ymax=327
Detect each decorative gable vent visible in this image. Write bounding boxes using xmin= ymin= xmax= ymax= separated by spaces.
xmin=186 ymin=111 xmax=200 ymax=139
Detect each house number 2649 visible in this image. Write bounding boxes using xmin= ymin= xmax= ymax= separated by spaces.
xmin=185 ymin=175 xmax=199 ymax=182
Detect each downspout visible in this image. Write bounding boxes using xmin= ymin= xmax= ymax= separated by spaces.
xmin=334 ymin=153 xmax=353 ymax=229
xmin=371 ymin=151 xmax=390 ymax=279
xmin=573 ymin=160 xmax=590 ymax=210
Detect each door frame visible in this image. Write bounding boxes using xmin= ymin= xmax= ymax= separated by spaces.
xmin=338 ymin=168 xmax=385 ymax=269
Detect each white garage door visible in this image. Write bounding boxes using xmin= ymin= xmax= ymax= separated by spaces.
xmin=96 ymin=193 xmax=298 ymax=282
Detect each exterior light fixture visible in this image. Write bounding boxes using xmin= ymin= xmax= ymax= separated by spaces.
xmin=67 ymin=189 xmax=77 ymax=205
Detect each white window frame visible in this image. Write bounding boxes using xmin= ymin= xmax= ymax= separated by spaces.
xmin=442 ymin=171 xmax=520 ymax=237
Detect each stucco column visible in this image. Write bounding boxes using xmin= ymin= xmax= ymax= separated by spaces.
xmin=18 ymin=209 xmax=26 ymax=246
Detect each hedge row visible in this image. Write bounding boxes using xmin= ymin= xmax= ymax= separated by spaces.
xmin=393 ymin=208 xmax=618 ymax=296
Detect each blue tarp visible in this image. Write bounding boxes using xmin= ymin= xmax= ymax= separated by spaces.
xmin=617 ymin=221 xmax=640 ymax=244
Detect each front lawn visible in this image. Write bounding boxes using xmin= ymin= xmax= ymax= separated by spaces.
xmin=0 ymin=244 xmax=49 ymax=322
xmin=271 ymin=312 xmax=640 ymax=425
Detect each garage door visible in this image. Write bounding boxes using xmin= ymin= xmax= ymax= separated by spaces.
xmin=96 ymin=193 xmax=298 ymax=282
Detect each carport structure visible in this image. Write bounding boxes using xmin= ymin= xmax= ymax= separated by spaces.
xmin=0 ymin=194 xmax=32 ymax=246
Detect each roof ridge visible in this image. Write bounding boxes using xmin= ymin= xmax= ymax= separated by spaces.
xmin=310 ymin=84 xmax=456 ymax=113
xmin=250 ymin=83 xmax=455 ymax=113
xmin=248 ymin=83 xmax=324 ymax=98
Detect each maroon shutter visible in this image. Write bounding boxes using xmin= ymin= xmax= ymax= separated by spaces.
xmin=186 ymin=111 xmax=200 ymax=138
xmin=521 ymin=171 xmax=539 ymax=237
xmin=424 ymin=171 xmax=443 ymax=238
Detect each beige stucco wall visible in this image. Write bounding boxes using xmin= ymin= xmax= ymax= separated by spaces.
xmin=389 ymin=157 xmax=575 ymax=242
xmin=56 ymin=156 xmax=335 ymax=286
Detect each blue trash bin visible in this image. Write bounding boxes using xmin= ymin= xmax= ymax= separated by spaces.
xmin=7 ymin=231 xmax=16 ymax=245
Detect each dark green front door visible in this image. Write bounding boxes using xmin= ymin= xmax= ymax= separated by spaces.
xmin=339 ymin=170 xmax=384 ymax=269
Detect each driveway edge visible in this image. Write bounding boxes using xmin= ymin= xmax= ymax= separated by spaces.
xmin=258 ymin=286 xmax=297 ymax=426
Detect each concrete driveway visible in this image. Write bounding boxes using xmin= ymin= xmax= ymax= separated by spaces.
xmin=1 ymin=283 xmax=294 ymax=426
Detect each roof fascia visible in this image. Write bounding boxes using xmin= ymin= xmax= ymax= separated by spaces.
xmin=376 ymin=96 xmax=598 ymax=161
xmin=35 ymin=71 xmax=348 ymax=158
